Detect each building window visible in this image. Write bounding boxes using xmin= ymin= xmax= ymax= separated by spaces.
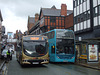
xmin=98 ymin=0 xmax=100 ymax=5
xmin=99 ymin=5 xmax=100 ymax=15
xmin=77 ymin=16 xmax=80 ymax=23
xmin=83 ymin=1 xmax=86 ymax=12
xmin=80 ymin=4 xmax=83 ymax=14
xmin=93 ymin=7 xmax=98 ymax=17
xmin=99 ymin=16 xmax=100 ymax=25
xmin=87 ymin=0 xmax=90 ymax=10
xmin=80 ymin=22 xmax=83 ymax=30
xmin=74 ymin=16 xmax=77 ymax=24
xmin=74 ymin=24 xmax=77 ymax=31
xmin=93 ymin=0 xmax=97 ymax=7
xmin=50 ymin=17 xmax=56 ymax=23
xmin=80 ymin=0 xmax=83 ymax=4
xmin=50 ymin=26 xmax=55 ymax=30
xmin=77 ymin=0 xmax=80 ymax=5
xmin=84 ymin=12 xmax=87 ymax=21
xmin=74 ymin=8 xmax=77 ymax=16
xmin=87 ymin=10 xmax=90 ymax=20
xmin=80 ymin=14 xmax=84 ymax=22
xmin=87 ymin=20 xmax=90 ymax=28
xmin=74 ymin=0 xmax=76 ymax=7
xmin=77 ymin=6 xmax=79 ymax=15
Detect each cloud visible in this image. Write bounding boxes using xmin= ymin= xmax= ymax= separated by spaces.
xmin=0 ymin=0 xmax=73 ymax=34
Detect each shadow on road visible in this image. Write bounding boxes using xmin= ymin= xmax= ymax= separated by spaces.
xmin=50 ymin=62 xmax=75 ymax=65
xmin=20 ymin=64 xmax=48 ymax=68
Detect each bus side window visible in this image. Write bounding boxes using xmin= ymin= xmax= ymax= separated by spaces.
xmin=17 ymin=45 xmax=21 ymax=51
xmin=51 ymin=46 xmax=55 ymax=53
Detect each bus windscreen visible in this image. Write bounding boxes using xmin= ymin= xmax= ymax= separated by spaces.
xmin=23 ymin=41 xmax=47 ymax=57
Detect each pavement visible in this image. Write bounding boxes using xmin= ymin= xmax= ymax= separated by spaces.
xmin=75 ymin=59 xmax=100 ymax=70
xmin=0 ymin=58 xmax=5 ymax=71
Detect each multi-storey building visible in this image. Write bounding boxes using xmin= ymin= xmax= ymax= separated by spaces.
xmin=73 ymin=0 xmax=100 ymax=55
xmin=27 ymin=16 xmax=35 ymax=34
xmin=0 ymin=10 xmax=3 ymax=56
xmin=29 ymin=4 xmax=73 ymax=35
xmin=28 ymin=13 xmax=39 ymax=34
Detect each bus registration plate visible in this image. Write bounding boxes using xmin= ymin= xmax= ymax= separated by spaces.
xmin=33 ymin=62 xmax=39 ymax=64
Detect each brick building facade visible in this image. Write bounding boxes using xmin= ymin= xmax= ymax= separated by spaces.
xmin=29 ymin=4 xmax=73 ymax=35
xmin=65 ymin=13 xmax=73 ymax=30
xmin=27 ymin=16 xmax=35 ymax=34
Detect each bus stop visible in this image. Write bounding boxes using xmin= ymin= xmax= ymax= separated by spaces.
xmin=76 ymin=40 xmax=99 ymax=64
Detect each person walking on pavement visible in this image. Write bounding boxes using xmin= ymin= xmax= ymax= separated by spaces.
xmin=7 ymin=50 xmax=10 ymax=61
xmin=75 ymin=48 xmax=78 ymax=62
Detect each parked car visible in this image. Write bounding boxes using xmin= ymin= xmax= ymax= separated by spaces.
xmin=6 ymin=44 xmax=15 ymax=54
xmin=1 ymin=49 xmax=8 ymax=59
xmin=1 ymin=49 xmax=12 ymax=60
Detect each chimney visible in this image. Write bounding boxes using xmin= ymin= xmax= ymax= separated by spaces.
xmin=61 ymin=4 xmax=67 ymax=16
xmin=35 ymin=13 xmax=39 ymax=23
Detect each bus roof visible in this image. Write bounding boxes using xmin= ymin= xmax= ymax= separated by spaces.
xmin=41 ymin=29 xmax=74 ymax=35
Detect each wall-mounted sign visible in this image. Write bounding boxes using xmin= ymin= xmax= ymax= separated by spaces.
xmin=88 ymin=44 xmax=99 ymax=62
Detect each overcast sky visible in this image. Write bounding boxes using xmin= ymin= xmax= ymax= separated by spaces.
xmin=0 ymin=0 xmax=73 ymax=34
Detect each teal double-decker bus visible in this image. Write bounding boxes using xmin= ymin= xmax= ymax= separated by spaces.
xmin=41 ymin=29 xmax=76 ymax=62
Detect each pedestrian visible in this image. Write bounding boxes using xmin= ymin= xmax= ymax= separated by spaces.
xmin=75 ymin=48 xmax=78 ymax=62
xmin=7 ymin=50 xmax=10 ymax=61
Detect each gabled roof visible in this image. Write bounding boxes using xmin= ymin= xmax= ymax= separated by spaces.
xmin=40 ymin=8 xmax=73 ymax=17
xmin=28 ymin=16 xmax=35 ymax=24
xmin=42 ymin=8 xmax=61 ymax=16
xmin=67 ymin=10 xmax=73 ymax=15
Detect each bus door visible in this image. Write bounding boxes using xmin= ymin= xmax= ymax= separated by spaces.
xmin=50 ymin=43 xmax=56 ymax=61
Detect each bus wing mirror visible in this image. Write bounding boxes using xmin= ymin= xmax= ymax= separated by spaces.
xmin=46 ymin=42 xmax=49 ymax=47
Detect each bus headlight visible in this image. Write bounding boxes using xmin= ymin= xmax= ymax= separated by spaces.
xmin=72 ymin=57 xmax=74 ymax=59
xmin=57 ymin=56 xmax=60 ymax=59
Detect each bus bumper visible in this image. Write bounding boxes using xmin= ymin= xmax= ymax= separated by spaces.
xmin=22 ymin=59 xmax=49 ymax=64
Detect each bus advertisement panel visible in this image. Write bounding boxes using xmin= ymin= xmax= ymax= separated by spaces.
xmin=88 ymin=44 xmax=99 ymax=62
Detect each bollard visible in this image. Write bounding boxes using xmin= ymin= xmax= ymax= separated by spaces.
xmin=2 ymin=70 xmax=4 ymax=75
xmin=1 ymin=64 xmax=7 ymax=75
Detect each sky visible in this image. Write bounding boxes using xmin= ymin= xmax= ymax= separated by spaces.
xmin=0 ymin=0 xmax=73 ymax=34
